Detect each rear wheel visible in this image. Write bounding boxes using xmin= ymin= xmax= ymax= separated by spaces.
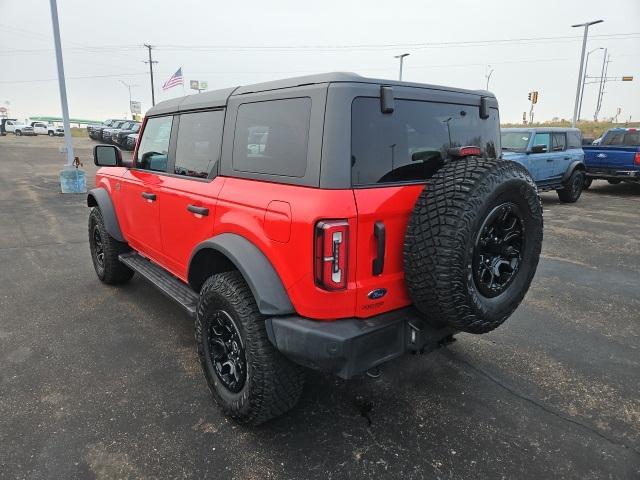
xmin=607 ymin=179 xmax=621 ymax=185
xmin=15 ymin=130 xmax=22 ymax=136
xmin=88 ymin=208 xmax=134 ymax=284
xmin=404 ymin=158 xmax=543 ymax=334
xmin=195 ymin=271 xmax=305 ymax=425
xmin=48 ymin=131 xmax=54 ymax=137
xmin=557 ymin=170 xmax=584 ymax=203
xmin=583 ymin=177 xmax=593 ymax=190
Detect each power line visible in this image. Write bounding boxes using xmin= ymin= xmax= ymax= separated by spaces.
xmin=0 ymin=72 xmax=147 ymax=84
xmin=1 ymin=32 xmax=638 ymax=56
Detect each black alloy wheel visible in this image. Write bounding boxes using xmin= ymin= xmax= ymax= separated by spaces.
xmin=206 ymin=310 xmax=247 ymax=393
xmin=472 ymin=203 xmax=525 ymax=298
xmin=92 ymin=225 xmax=105 ymax=269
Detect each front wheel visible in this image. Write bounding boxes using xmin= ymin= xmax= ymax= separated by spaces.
xmin=195 ymin=271 xmax=305 ymax=425
xmin=88 ymin=208 xmax=134 ymax=284
xmin=557 ymin=170 xmax=584 ymax=203
xmin=15 ymin=130 xmax=22 ymax=136
xmin=607 ymin=179 xmax=621 ymax=185
xmin=48 ymin=131 xmax=54 ymax=137
xmin=583 ymin=177 xmax=593 ymax=190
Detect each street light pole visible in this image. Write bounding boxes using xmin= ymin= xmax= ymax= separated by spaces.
xmin=119 ymin=80 xmax=138 ymax=119
xmin=571 ymin=19 xmax=603 ymax=127
xmin=595 ymin=51 xmax=611 ymax=121
xmin=48 ymin=0 xmax=74 ymax=167
xmin=577 ymin=47 xmax=603 ymax=121
xmin=485 ymin=67 xmax=494 ymax=90
xmin=394 ymin=53 xmax=410 ymax=81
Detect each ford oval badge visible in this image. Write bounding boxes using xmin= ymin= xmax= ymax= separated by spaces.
xmin=368 ymin=288 xmax=387 ymax=300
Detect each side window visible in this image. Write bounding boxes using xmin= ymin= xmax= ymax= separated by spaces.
xmin=232 ymin=98 xmax=311 ymax=177
xmin=532 ymin=133 xmax=551 ymax=152
xmin=136 ymin=116 xmax=174 ymax=172
xmin=552 ymin=133 xmax=566 ymax=151
xmin=567 ymin=131 xmax=582 ymax=149
xmin=174 ymin=110 xmax=225 ymax=179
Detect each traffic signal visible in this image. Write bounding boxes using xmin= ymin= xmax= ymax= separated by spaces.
xmin=622 ymin=76 xmax=633 ymax=81
xmin=528 ymin=92 xmax=532 ymax=101
xmin=532 ymin=91 xmax=539 ymax=104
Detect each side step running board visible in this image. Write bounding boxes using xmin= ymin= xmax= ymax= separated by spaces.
xmin=119 ymin=252 xmax=199 ymax=317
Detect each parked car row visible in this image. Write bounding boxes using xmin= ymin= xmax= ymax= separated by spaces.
xmin=0 ymin=119 xmax=64 ymax=137
xmin=87 ymin=119 xmax=139 ymax=150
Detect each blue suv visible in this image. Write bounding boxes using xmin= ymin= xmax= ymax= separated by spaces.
xmin=501 ymin=127 xmax=586 ymax=203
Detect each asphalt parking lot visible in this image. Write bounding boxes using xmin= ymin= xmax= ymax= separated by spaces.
xmin=1 ymin=135 xmax=639 ymax=479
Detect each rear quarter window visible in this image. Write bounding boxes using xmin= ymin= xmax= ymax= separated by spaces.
xmin=567 ymin=131 xmax=582 ymax=149
xmin=351 ymin=97 xmax=499 ymax=186
xmin=232 ymin=98 xmax=311 ymax=177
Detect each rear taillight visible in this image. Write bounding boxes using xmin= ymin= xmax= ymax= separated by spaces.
xmin=635 ymin=152 xmax=640 ymax=166
xmin=448 ymin=146 xmax=482 ymax=158
xmin=315 ymin=220 xmax=349 ymax=291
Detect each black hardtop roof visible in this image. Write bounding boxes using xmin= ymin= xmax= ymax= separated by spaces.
xmin=147 ymin=72 xmax=495 ymax=116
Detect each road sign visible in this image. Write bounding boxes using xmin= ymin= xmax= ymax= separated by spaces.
xmin=200 ymin=81 xmax=208 ymax=90
xmin=0 ymin=107 xmax=6 ymax=113
xmin=130 ymin=101 xmax=141 ymax=115
xmin=190 ymin=80 xmax=200 ymax=90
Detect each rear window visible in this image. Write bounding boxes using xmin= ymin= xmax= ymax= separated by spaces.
xmin=351 ymin=97 xmax=499 ymax=186
xmin=232 ymin=98 xmax=311 ymax=177
xmin=602 ymin=130 xmax=640 ymax=146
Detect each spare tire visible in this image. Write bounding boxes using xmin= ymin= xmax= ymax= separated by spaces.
xmin=403 ymin=158 xmax=543 ymax=334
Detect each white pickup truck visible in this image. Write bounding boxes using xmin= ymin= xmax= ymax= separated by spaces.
xmin=4 ymin=119 xmax=35 ymax=136
xmin=30 ymin=121 xmax=64 ymax=136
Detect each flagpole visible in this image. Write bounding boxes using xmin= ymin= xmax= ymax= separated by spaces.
xmin=182 ymin=66 xmax=185 ymax=95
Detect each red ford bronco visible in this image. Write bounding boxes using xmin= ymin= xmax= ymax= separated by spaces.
xmin=88 ymin=73 xmax=543 ymax=424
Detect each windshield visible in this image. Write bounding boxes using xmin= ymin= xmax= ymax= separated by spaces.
xmin=351 ymin=97 xmax=500 ymax=185
xmin=501 ymin=131 xmax=531 ymax=151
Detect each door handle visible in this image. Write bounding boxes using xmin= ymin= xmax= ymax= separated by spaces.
xmin=372 ymin=221 xmax=385 ymax=276
xmin=141 ymin=192 xmax=156 ymax=201
xmin=187 ymin=204 xmax=209 ymax=216
xmin=546 ymin=158 xmax=554 ymax=162
xmin=564 ymin=156 xmax=570 ymax=160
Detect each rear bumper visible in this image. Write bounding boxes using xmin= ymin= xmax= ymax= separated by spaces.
xmin=265 ymin=308 xmax=455 ymax=379
xmin=586 ymin=167 xmax=639 ymax=180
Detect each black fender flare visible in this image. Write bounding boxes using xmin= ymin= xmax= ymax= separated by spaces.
xmin=188 ymin=234 xmax=294 ymax=316
xmin=86 ymin=188 xmax=125 ymax=242
xmin=561 ymin=161 xmax=585 ymax=183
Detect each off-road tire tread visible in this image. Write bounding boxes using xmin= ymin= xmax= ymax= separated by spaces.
xmin=196 ymin=271 xmax=305 ymax=425
xmin=557 ymin=170 xmax=584 ymax=203
xmin=403 ymin=158 xmax=542 ymax=334
xmin=88 ymin=207 xmax=133 ymax=284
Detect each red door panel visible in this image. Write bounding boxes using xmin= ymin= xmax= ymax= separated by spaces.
xmin=119 ymin=169 xmax=163 ymax=256
xmin=157 ymin=176 xmax=225 ymax=278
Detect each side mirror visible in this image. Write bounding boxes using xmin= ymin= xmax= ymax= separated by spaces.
xmin=94 ymin=144 xmax=122 ymax=167
xmin=531 ymin=144 xmax=547 ymax=154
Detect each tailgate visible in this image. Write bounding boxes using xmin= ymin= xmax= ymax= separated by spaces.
xmin=585 ymin=146 xmax=640 ymax=169
xmin=353 ymin=185 xmax=423 ymax=318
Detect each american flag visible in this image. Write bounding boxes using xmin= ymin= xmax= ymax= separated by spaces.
xmin=162 ymin=67 xmax=183 ymax=91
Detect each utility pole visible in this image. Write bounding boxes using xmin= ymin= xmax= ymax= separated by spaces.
xmin=394 ymin=53 xmax=410 ymax=81
xmin=595 ymin=52 xmax=611 ymax=121
xmin=571 ymin=19 xmax=603 ymax=127
xmin=143 ymin=44 xmax=158 ymax=106
xmin=49 ymin=0 xmax=74 ymax=167
xmin=577 ymin=47 xmax=603 ymax=122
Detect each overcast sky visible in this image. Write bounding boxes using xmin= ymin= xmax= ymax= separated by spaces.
xmin=1 ymin=0 xmax=638 ymax=123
